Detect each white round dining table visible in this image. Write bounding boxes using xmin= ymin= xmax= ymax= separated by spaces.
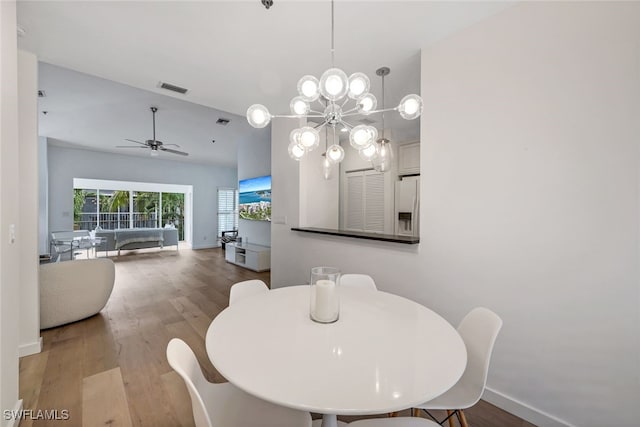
xmin=206 ymin=285 xmax=467 ymax=427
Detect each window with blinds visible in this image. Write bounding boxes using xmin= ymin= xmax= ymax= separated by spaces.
xmin=217 ymin=188 xmax=238 ymax=237
xmin=344 ymin=170 xmax=385 ymax=233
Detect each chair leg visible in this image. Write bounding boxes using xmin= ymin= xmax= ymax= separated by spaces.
xmin=446 ymin=410 xmax=456 ymax=427
xmin=412 ymin=408 xmax=421 ymax=418
xmin=459 ymin=410 xmax=469 ymax=427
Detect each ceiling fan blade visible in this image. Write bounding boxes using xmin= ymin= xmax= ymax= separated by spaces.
xmin=124 ymin=139 xmax=148 ymax=146
xmin=163 ymin=143 xmax=180 ymax=147
xmin=116 ymin=145 xmax=147 ymax=149
xmin=160 ymin=147 xmax=189 ymax=156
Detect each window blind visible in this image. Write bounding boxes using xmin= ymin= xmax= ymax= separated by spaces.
xmin=217 ymin=188 xmax=238 ymax=237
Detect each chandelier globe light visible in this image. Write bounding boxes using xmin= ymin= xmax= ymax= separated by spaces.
xmin=359 ymin=143 xmax=378 ymax=161
xmin=246 ymin=0 xmax=423 ymax=168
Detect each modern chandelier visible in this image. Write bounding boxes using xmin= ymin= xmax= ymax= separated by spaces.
xmin=246 ymin=0 xmax=423 ymax=170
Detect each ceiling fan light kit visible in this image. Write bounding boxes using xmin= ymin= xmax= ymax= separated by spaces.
xmin=246 ymin=0 xmax=423 ymax=174
xmin=117 ymin=107 xmax=189 ymax=157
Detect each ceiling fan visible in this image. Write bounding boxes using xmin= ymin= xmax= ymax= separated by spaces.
xmin=117 ymin=107 xmax=188 ymax=156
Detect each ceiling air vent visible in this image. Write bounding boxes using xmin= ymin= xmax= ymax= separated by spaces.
xmin=38 ymin=90 xmax=46 ymax=98
xmin=216 ymin=118 xmax=230 ymax=126
xmin=158 ymin=81 xmax=189 ymax=95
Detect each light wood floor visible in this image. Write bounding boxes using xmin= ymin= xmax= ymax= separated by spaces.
xmin=20 ymin=247 xmax=535 ymax=427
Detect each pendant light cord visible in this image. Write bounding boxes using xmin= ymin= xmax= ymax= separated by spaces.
xmin=330 ymin=0 xmax=335 ymax=67
xmin=333 ymin=125 xmax=336 ymax=150
xmin=381 ymin=74 xmax=385 ymax=139
xmin=325 ymin=127 xmax=328 ymax=152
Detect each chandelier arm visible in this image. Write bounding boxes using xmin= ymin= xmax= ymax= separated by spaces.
xmin=368 ymin=107 xmax=400 ymax=114
xmin=341 ymin=106 xmax=360 ymax=115
xmin=342 ymin=107 xmax=398 ymax=117
xmin=313 ymin=121 xmax=328 ymax=130
xmin=309 ymin=110 xmax=324 ymax=115
xmin=271 ymin=114 xmax=326 ymax=119
xmin=341 ymin=98 xmax=351 ymax=108
xmin=338 ymin=120 xmax=355 ymax=129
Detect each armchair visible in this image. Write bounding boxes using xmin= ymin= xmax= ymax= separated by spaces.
xmin=40 ymin=258 xmax=115 ymax=329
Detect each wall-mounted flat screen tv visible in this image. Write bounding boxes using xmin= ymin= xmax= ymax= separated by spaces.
xmin=239 ymin=175 xmax=271 ymax=221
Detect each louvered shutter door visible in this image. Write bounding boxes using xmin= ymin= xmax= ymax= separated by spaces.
xmin=344 ymin=171 xmax=385 ymax=233
xmin=364 ymin=171 xmax=385 ymax=232
xmin=345 ymin=173 xmax=364 ymax=230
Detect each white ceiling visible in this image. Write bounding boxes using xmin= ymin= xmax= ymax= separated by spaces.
xmin=37 ymin=62 xmax=262 ymax=166
xmin=17 ymin=1 xmax=514 ymax=165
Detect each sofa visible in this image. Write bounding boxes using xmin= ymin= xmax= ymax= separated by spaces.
xmin=95 ymin=228 xmax=178 ymax=255
xmin=40 ymin=258 xmax=115 ymax=329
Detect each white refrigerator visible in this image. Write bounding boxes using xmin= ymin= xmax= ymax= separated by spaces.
xmin=394 ymin=176 xmax=420 ymax=237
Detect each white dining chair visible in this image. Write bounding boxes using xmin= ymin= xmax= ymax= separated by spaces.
xmin=228 ymin=279 xmax=269 ymax=306
xmin=412 ymin=307 xmax=503 ymax=427
xmin=340 ymin=274 xmax=377 ymax=290
xmin=166 ymin=338 xmax=312 ymax=427
xmin=349 ymin=418 xmax=439 ymax=426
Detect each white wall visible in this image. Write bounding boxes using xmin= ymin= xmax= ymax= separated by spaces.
xmin=420 ymin=3 xmax=639 ymax=425
xmin=271 ymin=2 xmax=640 ymax=427
xmin=0 ymin=0 xmax=22 ymax=422
xmin=271 ymin=117 xmax=305 ymax=285
xmin=237 ymin=128 xmax=271 ymax=246
xmin=47 ymin=145 xmax=236 ymax=249
xmin=299 ymin=126 xmax=339 ymax=229
xmin=38 ymin=137 xmax=48 ymax=255
xmin=18 ymin=50 xmax=41 ymax=357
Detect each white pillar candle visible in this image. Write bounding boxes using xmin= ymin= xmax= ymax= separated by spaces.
xmin=314 ymin=279 xmax=336 ymax=322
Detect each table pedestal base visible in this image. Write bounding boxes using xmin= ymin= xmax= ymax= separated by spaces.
xmin=312 ymin=415 xmax=348 ymax=427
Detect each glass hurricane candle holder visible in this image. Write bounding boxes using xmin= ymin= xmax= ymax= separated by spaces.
xmin=310 ymin=266 xmax=340 ymax=323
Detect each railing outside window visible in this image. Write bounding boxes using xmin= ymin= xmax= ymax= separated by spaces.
xmin=76 ymin=212 xmax=161 ymax=230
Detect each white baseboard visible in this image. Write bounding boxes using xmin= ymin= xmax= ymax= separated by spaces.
xmin=6 ymin=399 xmax=23 ymax=427
xmin=18 ymin=337 xmax=42 ymax=357
xmin=483 ymin=387 xmax=575 ymax=427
